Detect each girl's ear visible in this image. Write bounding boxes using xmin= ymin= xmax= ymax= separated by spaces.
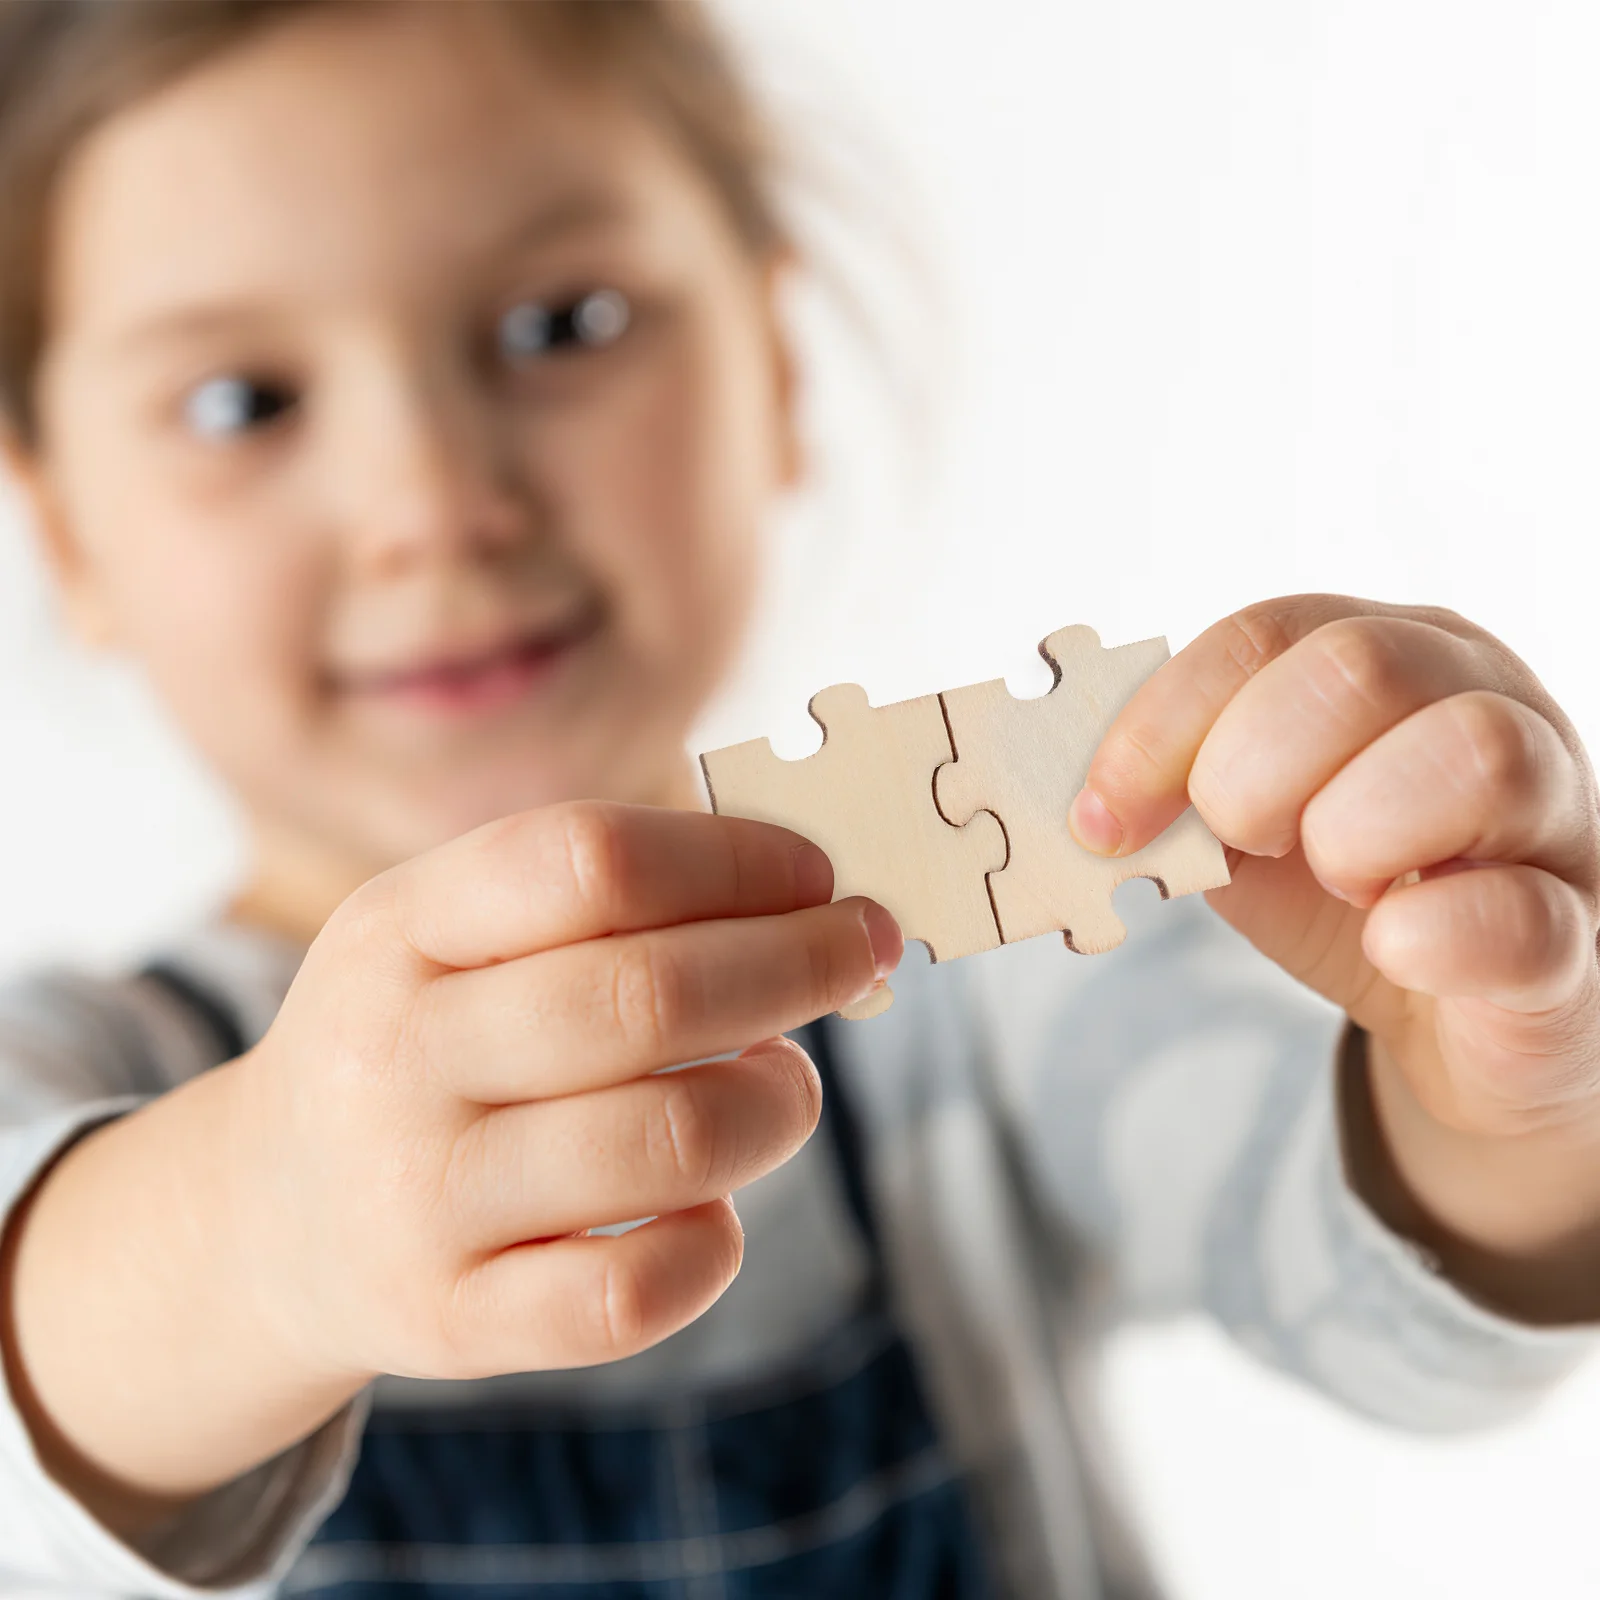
xmin=1 ymin=425 xmax=120 ymax=650
xmin=761 ymin=249 xmax=806 ymax=491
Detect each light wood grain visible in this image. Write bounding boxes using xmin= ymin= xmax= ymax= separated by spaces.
xmin=700 ymin=684 xmax=1005 ymax=1016
xmin=700 ymin=625 xmax=1229 ymax=1019
xmin=936 ymin=625 xmax=1230 ymax=952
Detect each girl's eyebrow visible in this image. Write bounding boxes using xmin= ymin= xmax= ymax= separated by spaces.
xmin=99 ymin=188 xmax=639 ymax=362
xmin=490 ymin=187 xmax=637 ymax=256
xmin=104 ymin=303 xmax=283 ymax=358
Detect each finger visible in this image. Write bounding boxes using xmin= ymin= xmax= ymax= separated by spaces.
xmin=451 ymin=1036 xmax=822 ymax=1245
xmin=418 ymin=896 xmax=900 ymax=1101
xmin=1362 ymin=863 xmax=1597 ymax=1012
xmin=369 ymin=802 xmax=835 ymax=970
xmin=1188 ymin=619 xmax=1513 ymax=857
xmin=1070 ymin=597 xmax=1488 ymax=856
xmin=448 ymin=1197 xmax=745 ymax=1374
xmin=1302 ymin=692 xmax=1595 ymax=906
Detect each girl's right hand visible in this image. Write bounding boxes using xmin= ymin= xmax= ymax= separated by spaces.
xmin=226 ymin=802 xmax=900 ymax=1388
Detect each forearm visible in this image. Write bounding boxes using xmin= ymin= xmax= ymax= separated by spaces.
xmin=0 ymin=1059 xmax=367 ymax=1535
xmin=1350 ymin=1027 xmax=1600 ymax=1325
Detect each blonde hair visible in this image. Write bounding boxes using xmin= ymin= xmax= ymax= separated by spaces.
xmin=0 ymin=0 xmax=788 ymax=440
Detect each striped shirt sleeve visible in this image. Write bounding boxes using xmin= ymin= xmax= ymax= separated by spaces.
xmin=976 ymin=888 xmax=1596 ymax=1433
xmin=0 ymin=967 xmax=366 ymax=1599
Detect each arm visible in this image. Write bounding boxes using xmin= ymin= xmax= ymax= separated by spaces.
xmin=1352 ymin=1028 xmax=1600 ymax=1327
xmin=977 ymin=896 xmax=1592 ymax=1433
xmin=1072 ymin=595 xmax=1600 ymax=1328
xmin=0 ymin=1061 xmax=366 ymax=1531
xmin=0 ymin=803 xmax=891 ymax=1586
xmin=0 ymin=976 xmax=367 ymax=1592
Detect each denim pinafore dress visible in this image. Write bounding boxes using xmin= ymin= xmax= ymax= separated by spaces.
xmin=120 ymin=941 xmax=986 ymax=1600
xmin=141 ymin=965 xmax=992 ymax=1598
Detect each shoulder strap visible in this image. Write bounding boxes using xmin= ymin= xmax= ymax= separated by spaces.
xmin=801 ymin=1015 xmax=881 ymax=1256
xmin=139 ymin=960 xmax=249 ymax=1067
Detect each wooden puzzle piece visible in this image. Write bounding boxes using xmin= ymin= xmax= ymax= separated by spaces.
xmin=700 ymin=684 xmax=1006 ymax=1018
xmin=934 ymin=625 xmax=1229 ymax=953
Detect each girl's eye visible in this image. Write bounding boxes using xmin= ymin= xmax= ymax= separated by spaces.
xmin=183 ymin=376 xmax=297 ymax=439
xmin=496 ymin=288 xmax=631 ymax=364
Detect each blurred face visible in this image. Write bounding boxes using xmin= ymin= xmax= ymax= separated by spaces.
xmin=22 ymin=2 xmax=795 ymax=899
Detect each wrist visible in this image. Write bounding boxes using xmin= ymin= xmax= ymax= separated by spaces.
xmin=6 ymin=1061 xmax=366 ymax=1519
xmin=1351 ymin=1026 xmax=1600 ymax=1324
xmin=213 ymin=1046 xmax=375 ymax=1392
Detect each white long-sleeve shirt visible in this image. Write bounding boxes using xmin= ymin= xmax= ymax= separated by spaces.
xmin=0 ymin=887 xmax=1589 ymax=1598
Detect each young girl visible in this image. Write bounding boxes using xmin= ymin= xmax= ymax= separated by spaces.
xmin=0 ymin=3 xmax=1596 ymax=1596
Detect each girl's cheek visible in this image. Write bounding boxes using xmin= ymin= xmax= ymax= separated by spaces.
xmin=565 ymin=311 xmax=767 ymax=642
xmin=103 ymin=509 xmax=324 ymax=726
xmin=49 ymin=426 xmax=307 ymax=686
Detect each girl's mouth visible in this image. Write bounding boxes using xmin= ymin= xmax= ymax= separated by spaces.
xmin=335 ymin=603 xmax=604 ymax=718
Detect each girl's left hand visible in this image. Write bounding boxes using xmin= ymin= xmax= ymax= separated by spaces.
xmin=1070 ymin=595 xmax=1600 ymax=1321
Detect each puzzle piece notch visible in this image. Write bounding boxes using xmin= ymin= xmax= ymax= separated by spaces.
xmin=935 ymin=625 xmax=1229 ymax=954
xmin=700 ymin=683 xmax=1007 ymax=1018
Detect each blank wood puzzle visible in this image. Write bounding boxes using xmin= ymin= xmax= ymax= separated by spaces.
xmin=699 ymin=625 xmax=1229 ymax=1016
xmin=699 ymin=685 xmax=1005 ymax=1020
xmin=937 ymin=626 xmax=1230 ymax=951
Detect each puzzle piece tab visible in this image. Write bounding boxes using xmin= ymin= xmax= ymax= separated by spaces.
xmin=700 ymin=684 xmax=1006 ymax=1018
xmin=935 ymin=625 xmax=1229 ymax=953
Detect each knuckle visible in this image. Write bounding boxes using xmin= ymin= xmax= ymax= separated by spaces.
xmin=1210 ymin=802 xmax=1282 ymax=857
xmin=805 ymin=914 xmax=861 ymax=1011
xmin=554 ymin=801 xmax=630 ymax=913
xmin=652 ymin=1076 xmax=721 ymax=1191
xmin=718 ymin=1206 xmax=747 ymax=1283
xmin=1186 ymin=748 xmax=1238 ymax=819
xmin=1109 ymin=716 xmax=1169 ymax=786
xmin=595 ymin=1254 xmax=652 ymax=1358
xmin=436 ymin=1270 xmax=491 ymax=1378
xmin=1308 ymin=618 xmax=1410 ymax=713
xmin=1187 ymin=752 xmax=1280 ymax=854
xmin=1218 ymin=604 xmax=1297 ymax=681
xmin=429 ymin=1249 xmax=527 ymax=1380
xmin=1295 ymin=805 xmax=1341 ymax=881
xmin=784 ymin=1046 xmax=825 ymax=1138
xmin=1481 ymin=885 xmax=1557 ymax=990
xmin=608 ymin=940 xmax=693 ymax=1055
xmin=435 ymin=1114 xmax=489 ymax=1229
xmin=1496 ymin=875 xmax=1589 ymax=994
xmin=1450 ymin=694 xmax=1541 ymax=802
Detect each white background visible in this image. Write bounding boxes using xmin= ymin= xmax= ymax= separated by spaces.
xmin=3 ymin=1 xmax=1600 ymax=1594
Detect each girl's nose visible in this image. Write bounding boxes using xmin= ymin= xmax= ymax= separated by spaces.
xmin=332 ymin=357 xmax=531 ymax=578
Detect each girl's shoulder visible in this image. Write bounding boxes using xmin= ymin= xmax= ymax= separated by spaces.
xmin=0 ymin=921 xmax=303 ymax=1112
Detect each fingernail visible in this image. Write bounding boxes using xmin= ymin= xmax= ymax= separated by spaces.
xmin=859 ymin=899 xmax=904 ymax=982
xmin=1069 ymin=787 xmax=1123 ymax=856
xmin=792 ymin=842 xmax=833 ymax=905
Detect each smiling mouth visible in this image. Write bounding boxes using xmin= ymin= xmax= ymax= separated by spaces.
xmin=334 ymin=602 xmax=605 ymax=716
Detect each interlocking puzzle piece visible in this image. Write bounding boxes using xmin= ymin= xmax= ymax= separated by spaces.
xmin=700 ymin=684 xmax=1006 ymax=1018
xmin=935 ymin=625 xmax=1229 ymax=953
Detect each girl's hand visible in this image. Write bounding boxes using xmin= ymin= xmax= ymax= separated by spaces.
xmin=6 ymin=804 xmax=897 ymax=1519
xmin=232 ymin=802 xmax=898 ymax=1386
xmin=1070 ymin=596 xmax=1600 ymax=1321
